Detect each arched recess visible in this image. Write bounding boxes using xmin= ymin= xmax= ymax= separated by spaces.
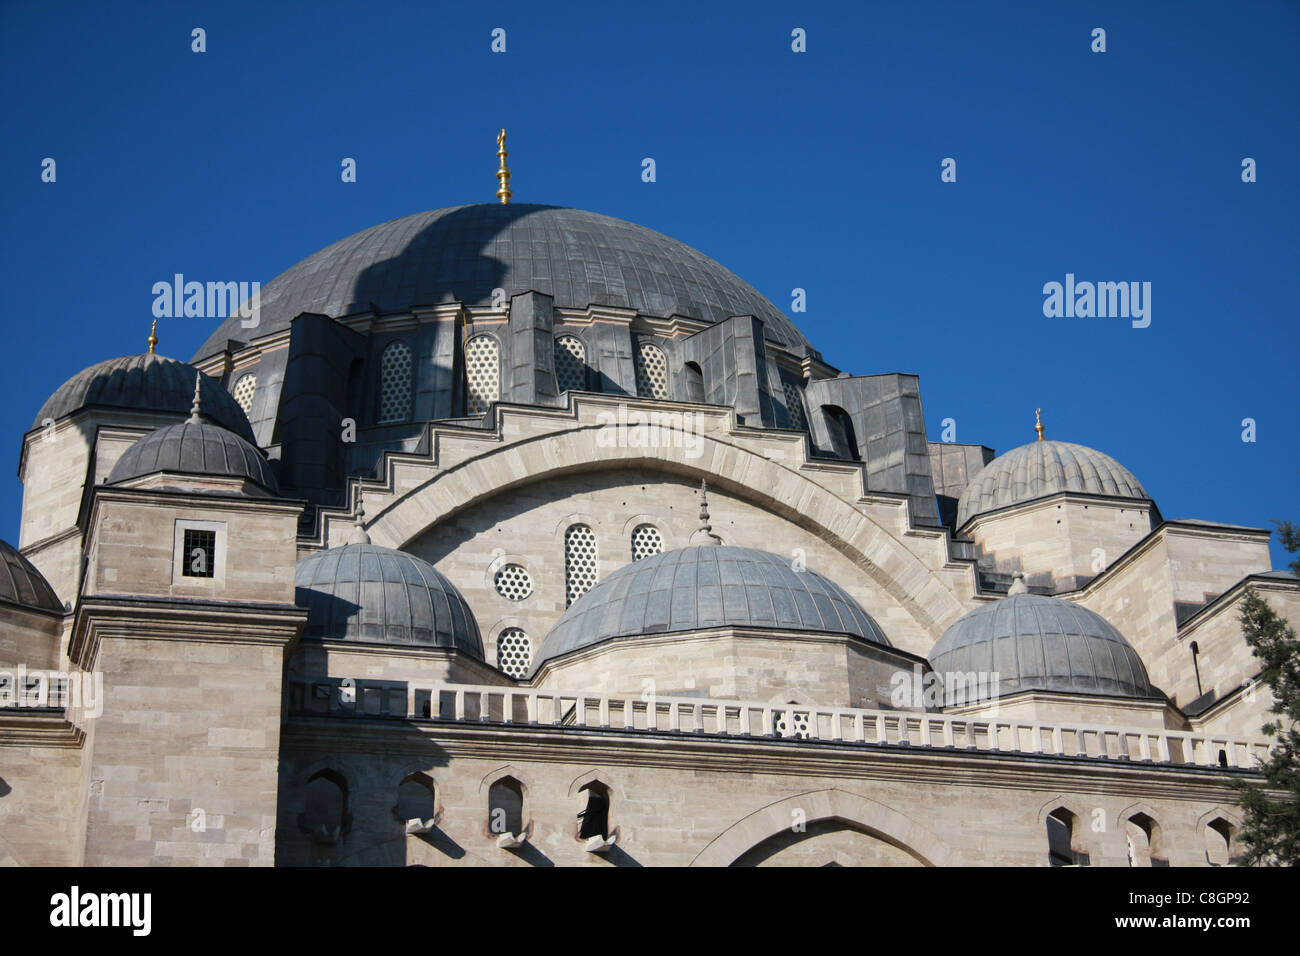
xmin=690 ymin=789 xmax=952 ymax=867
xmin=363 ymin=423 xmax=968 ymax=638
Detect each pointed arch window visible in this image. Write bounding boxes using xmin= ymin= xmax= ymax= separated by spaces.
xmin=564 ymin=524 xmax=598 ymax=606
xmin=554 ymin=335 xmax=588 ymax=392
xmin=465 ymin=335 xmax=500 ymax=416
xmin=634 ymin=340 xmax=669 ymax=399
xmin=378 ymin=341 xmax=414 ymax=423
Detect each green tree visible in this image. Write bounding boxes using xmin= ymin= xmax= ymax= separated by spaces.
xmin=1234 ymin=521 xmax=1300 ymax=866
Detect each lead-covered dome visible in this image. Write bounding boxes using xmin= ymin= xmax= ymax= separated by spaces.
xmin=928 ymin=593 xmax=1154 ymax=700
xmin=295 ymin=544 xmax=483 ymax=655
xmin=535 ymin=545 xmax=889 ymax=673
xmin=956 ymin=440 xmax=1147 ymax=528
xmin=0 ymin=538 xmax=62 ymax=614
xmin=193 ymin=204 xmax=808 ymax=361
xmin=33 ymin=353 xmax=255 ymax=442
xmin=108 ymin=420 xmax=279 ymax=494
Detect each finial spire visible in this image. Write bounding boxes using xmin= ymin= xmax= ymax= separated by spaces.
xmin=1034 ymin=408 xmax=1045 ymax=442
xmin=496 ymin=128 xmax=512 ymax=204
xmin=188 ymin=372 xmax=203 ymax=424
xmin=349 ymin=499 xmax=372 ymax=546
xmin=1009 ymin=572 xmax=1028 ymax=595
xmin=147 ymin=319 xmax=158 ymax=355
xmin=689 ymin=480 xmax=723 ymax=546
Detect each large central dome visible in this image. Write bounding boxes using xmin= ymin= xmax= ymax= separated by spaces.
xmin=194 ymin=203 xmax=807 ymax=361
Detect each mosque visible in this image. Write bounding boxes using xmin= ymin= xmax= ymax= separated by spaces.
xmin=1 ymin=133 xmax=1295 ymax=867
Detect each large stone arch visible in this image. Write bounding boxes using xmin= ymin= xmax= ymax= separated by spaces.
xmin=363 ymin=420 xmax=968 ymax=637
xmin=690 ymin=788 xmax=953 ymax=867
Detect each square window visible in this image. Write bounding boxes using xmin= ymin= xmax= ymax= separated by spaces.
xmin=182 ymin=529 xmax=216 ymax=578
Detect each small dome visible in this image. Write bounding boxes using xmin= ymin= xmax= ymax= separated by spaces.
xmin=956 ymin=440 xmax=1147 ymax=528
xmin=295 ymin=544 xmax=483 ymax=655
xmin=535 ymin=545 xmax=889 ymax=673
xmin=0 ymin=538 xmax=62 ymax=614
xmin=108 ymin=420 xmax=279 ymax=494
xmin=927 ymin=593 xmax=1154 ymax=700
xmin=33 ymin=353 xmax=254 ymax=442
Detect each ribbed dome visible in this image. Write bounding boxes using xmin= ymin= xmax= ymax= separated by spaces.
xmin=956 ymin=440 xmax=1147 ymax=528
xmin=0 ymin=539 xmax=62 ymax=614
xmin=33 ymin=353 xmax=255 ymax=442
xmin=535 ymin=545 xmax=889 ymax=673
xmin=295 ymin=544 xmax=483 ymax=655
xmin=193 ymin=204 xmax=808 ymax=361
xmin=928 ymin=594 xmax=1154 ymax=700
xmin=108 ymin=420 xmax=279 ymax=494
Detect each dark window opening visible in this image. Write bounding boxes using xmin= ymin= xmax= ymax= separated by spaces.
xmin=577 ymin=781 xmax=611 ymax=840
xmin=489 ymin=777 xmax=525 ymax=837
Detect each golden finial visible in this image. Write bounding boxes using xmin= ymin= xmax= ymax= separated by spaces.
xmin=1034 ymin=408 xmax=1045 ymax=442
xmin=496 ymin=128 xmax=512 ymax=204
xmin=147 ymin=319 xmax=158 ymax=355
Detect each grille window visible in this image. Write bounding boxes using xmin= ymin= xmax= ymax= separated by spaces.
xmin=634 ymin=341 xmax=669 ymax=399
xmin=182 ymin=529 xmax=216 ymax=578
xmin=496 ymin=628 xmax=532 ymax=679
xmin=232 ymin=373 xmax=257 ymax=414
xmin=493 ymin=564 xmax=533 ymax=601
xmin=630 ymin=523 xmax=663 ymax=561
xmin=564 ymin=524 xmax=598 ymax=607
xmin=782 ymin=379 xmax=806 ymax=430
xmin=378 ymin=341 xmax=414 ymax=423
xmin=465 ymin=335 xmax=500 ymax=416
xmin=554 ymin=335 xmax=588 ymax=392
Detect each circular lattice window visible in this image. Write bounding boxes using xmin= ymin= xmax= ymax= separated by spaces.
xmin=232 ymin=373 xmax=257 ymax=414
xmin=493 ymin=563 xmax=533 ymax=601
xmin=465 ymin=335 xmax=500 ymax=416
xmin=630 ymin=524 xmax=663 ymax=561
xmin=634 ymin=341 xmax=669 ymax=399
xmin=782 ymin=379 xmax=806 ymax=430
xmin=496 ymin=628 xmax=532 ymax=679
xmin=378 ymin=341 xmax=414 ymax=423
xmin=564 ymin=524 xmax=598 ymax=607
xmin=554 ymin=335 xmax=588 ymax=392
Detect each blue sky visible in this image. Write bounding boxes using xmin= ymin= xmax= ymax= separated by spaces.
xmin=2 ymin=0 xmax=1297 ymax=567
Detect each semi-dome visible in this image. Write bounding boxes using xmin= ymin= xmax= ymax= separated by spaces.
xmin=534 ymin=545 xmax=889 ymax=673
xmin=295 ymin=543 xmax=483 ymax=655
xmin=193 ymin=204 xmax=809 ymax=361
xmin=33 ymin=353 xmax=255 ymax=442
xmin=927 ymin=593 xmax=1154 ymax=700
xmin=956 ymin=439 xmax=1147 ymax=528
xmin=0 ymin=538 xmax=62 ymax=614
xmin=108 ymin=420 xmax=279 ymax=494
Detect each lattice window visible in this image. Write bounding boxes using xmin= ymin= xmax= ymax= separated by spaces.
xmin=493 ymin=563 xmax=533 ymax=601
xmin=564 ymin=524 xmax=598 ymax=607
xmin=782 ymin=379 xmax=806 ymax=430
xmin=465 ymin=335 xmax=500 ymax=416
xmin=630 ymin=523 xmax=663 ymax=561
xmin=496 ymin=628 xmax=532 ymax=679
xmin=773 ymin=709 xmax=810 ymax=739
xmin=232 ymin=373 xmax=257 ymax=414
xmin=554 ymin=335 xmax=588 ymax=392
xmin=182 ymin=528 xmax=216 ymax=579
xmin=634 ymin=341 xmax=669 ymax=399
xmin=378 ymin=341 xmax=414 ymax=423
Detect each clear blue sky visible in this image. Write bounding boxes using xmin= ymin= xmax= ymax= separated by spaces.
xmin=2 ymin=0 xmax=1297 ymax=568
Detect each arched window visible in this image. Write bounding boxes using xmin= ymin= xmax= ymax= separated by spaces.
xmin=488 ymin=776 xmax=525 ymax=840
xmin=232 ymin=373 xmax=257 ymax=414
xmin=554 ymin=335 xmax=588 ymax=392
xmin=1205 ymin=818 xmax=1236 ymax=866
xmin=496 ymin=627 xmax=532 ymax=678
xmin=1125 ymin=812 xmax=1166 ymax=867
xmin=634 ymin=340 xmax=669 ymax=399
xmin=822 ymin=405 xmax=861 ymax=462
xmin=577 ymin=781 xmax=611 ymax=840
xmin=1046 ymin=807 xmax=1089 ymax=866
xmin=630 ymin=523 xmax=663 ymax=561
xmin=781 ymin=378 xmax=806 ymax=430
xmin=564 ymin=524 xmax=598 ymax=607
xmin=683 ymin=361 xmax=705 ymax=403
xmin=299 ymin=769 xmax=351 ymax=842
xmin=465 ymin=334 xmax=500 ymax=416
xmin=395 ymin=772 xmax=436 ymax=826
xmin=377 ymin=341 xmax=414 ymax=423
